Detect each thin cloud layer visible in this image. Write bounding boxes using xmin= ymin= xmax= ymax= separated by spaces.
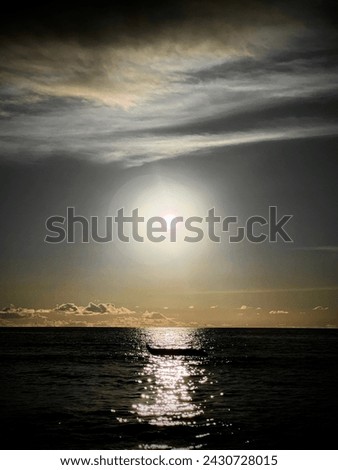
xmin=0 ymin=1 xmax=295 ymax=107
xmin=0 ymin=1 xmax=337 ymax=166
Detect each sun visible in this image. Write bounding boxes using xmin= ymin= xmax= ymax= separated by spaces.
xmin=108 ymin=174 xmax=210 ymax=264
xmin=162 ymin=212 xmax=178 ymax=226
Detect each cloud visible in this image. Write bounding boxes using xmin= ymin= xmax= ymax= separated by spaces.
xmin=0 ymin=302 xmax=336 ymax=327
xmin=238 ymin=305 xmax=262 ymax=311
xmin=79 ymin=302 xmax=136 ymax=315
xmin=1 ymin=1 xmax=337 ymax=166
xmin=83 ymin=302 xmax=108 ymax=314
xmin=0 ymin=302 xmax=176 ymax=327
xmin=141 ymin=310 xmax=178 ymax=326
xmin=2 ymin=114 xmax=336 ymax=166
xmin=0 ymin=2 xmax=297 ymax=108
xmin=0 ymin=311 xmax=29 ymax=320
xmin=0 ymin=305 xmax=36 ymax=318
xmin=0 ymin=305 xmax=49 ymax=325
xmin=142 ymin=311 xmax=167 ymax=320
xmin=56 ymin=303 xmax=78 ymax=312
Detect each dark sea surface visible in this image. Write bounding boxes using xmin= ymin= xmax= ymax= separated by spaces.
xmin=0 ymin=327 xmax=337 ymax=450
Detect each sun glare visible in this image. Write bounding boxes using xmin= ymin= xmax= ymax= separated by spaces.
xmin=162 ymin=213 xmax=177 ymax=225
xmin=109 ymin=174 xmax=210 ymax=264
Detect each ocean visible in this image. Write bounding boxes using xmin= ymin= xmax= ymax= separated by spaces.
xmin=0 ymin=327 xmax=337 ymax=450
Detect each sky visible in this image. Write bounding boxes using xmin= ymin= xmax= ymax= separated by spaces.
xmin=0 ymin=1 xmax=337 ymax=326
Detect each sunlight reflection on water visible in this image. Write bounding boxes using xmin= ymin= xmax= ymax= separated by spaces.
xmin=133 ymin=329 xmax=207 ymax=427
